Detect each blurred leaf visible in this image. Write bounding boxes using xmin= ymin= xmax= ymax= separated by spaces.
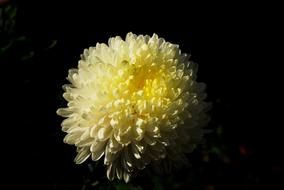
xmin=152 ymin=176 xmax=164 ymax=190
xmin=46 ymin=40 xmax=57 ymax=49
xmin=15 ymin=36 xmax=27 ymax=42
xmin=114 ymin=182 xmax=143 ymax=190
xmin=20 ymin=51 xmax=34 ymax=61
xmin=0 ymin=3 xmax=17 ymax=34
xmin=0 ymin=3 xmax=17 ymax=57
xmin=0 ymin=3 xmax=57 ymax=63
xmin=211 ymin=146 xmax=221 ymax=155
xmin=216 ymin=125 xmax=223 ymax=136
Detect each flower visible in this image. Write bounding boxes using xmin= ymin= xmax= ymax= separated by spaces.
xmin=57 ymin=32 xmax=210 ymax=182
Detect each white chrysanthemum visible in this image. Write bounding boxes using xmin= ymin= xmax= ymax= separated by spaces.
xmin=57 ymin=32 xmax=209 ymax=182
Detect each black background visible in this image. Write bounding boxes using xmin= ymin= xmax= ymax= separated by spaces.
xmin=1 ymin=1 xmax=280 ymax=189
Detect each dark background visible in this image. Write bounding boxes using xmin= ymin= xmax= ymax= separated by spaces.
xmin=1 ymin=1 xmax=280 ymax=189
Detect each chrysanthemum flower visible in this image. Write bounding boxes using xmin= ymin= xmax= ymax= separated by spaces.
xmin=57 ymin=32 xmax=209 ymax=182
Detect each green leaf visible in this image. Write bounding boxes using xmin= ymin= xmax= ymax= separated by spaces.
xmin=114 ymin=182 xmax=143 ymax=190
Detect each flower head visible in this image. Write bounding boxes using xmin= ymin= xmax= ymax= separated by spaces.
xmin=57 ymin=32 xmax=209 ymax=182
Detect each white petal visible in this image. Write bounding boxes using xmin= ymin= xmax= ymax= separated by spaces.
xmin=63 ymin=133 xmax=81 ymax=145
xmin=116 ymin=167 xmax=123 ymax=180
xmin=143 ymin=134 xmax=157 ymax=146
xmin=90 ymin=141 xmax=106 ymax=161
xmin=97 ymin=126 xmax=112 ymax=141
xmin=131 ymin=143 xmax=141 ymax=159
xmin=106 ymin=163 xmax=116 ymax=181
xmin=75 ymin=148 xmax=91 ymax=164
xmin=123 ymin=172 xmax=130 ymax=183
xmin=104 ymin=148 xmax=119 ymax=165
